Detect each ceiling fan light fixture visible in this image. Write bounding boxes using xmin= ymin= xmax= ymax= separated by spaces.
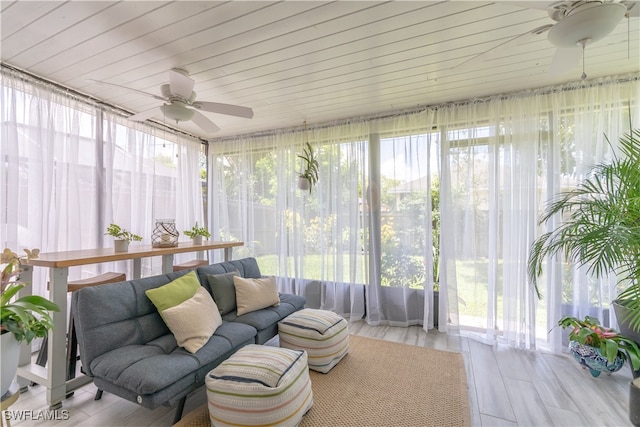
xmin=547 ymin=2 xmax=627 ymax=47
xmin=161 ymin=102 xmax=194 ymax=122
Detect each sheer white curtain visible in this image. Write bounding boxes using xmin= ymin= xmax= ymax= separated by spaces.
xmin=208 ymin=124 xmax=371 ymax=320
xmin=209 ymin=113 xmax=440 ymax=327
xmin=209 ymin=75 xmax=639 ymax=352
xmin=437 ymin=76 xmax=640 ymax=349
xmin=1 ymin=68 xmax=204 ymax=294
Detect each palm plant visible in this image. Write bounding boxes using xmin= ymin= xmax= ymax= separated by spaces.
xmin=527 ymin=128 xmax=640 ymax=333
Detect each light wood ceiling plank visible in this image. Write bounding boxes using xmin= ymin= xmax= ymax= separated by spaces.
xmin=45 ymin=1 xmax=233 ymax=85
xmin=71 ymin=1 xmax=316 ymax=93
xmin=2 ymin=1 xmax=118 ymax=60
xmin=0 ymin=1 xmax=62 ymax=41
xmin=12 ymin=2 xmax=176 ymax=70
xmin=190 ymin=3 xmax=547 ymax=101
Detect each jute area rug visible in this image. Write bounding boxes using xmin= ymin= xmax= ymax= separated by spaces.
xmin=174 ymin=334 xmax=471 ymax=427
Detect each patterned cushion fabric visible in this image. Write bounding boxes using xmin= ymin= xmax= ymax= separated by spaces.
xmin=278 ymin=308 xmax=349 ymax=373
xmin=206 ymin=345 xmax=313 ymax=426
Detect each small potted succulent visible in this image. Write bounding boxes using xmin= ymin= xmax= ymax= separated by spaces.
xmin=1 ymin=248 xmax=60 ymax=395
xmin=557 ymin=315 xmax=640 ymax=378
xmin=105 ymin=223 xmax=142 ymax=252
xmin=183 ymin=222 xmax=211 ymax=245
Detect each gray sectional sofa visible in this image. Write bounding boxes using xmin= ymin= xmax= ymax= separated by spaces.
xmin=71 ymin=258 xmax=305 ymax=423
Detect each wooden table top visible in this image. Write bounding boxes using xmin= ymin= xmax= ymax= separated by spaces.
xmin=23 ymin=240 xmax=244 ymax=268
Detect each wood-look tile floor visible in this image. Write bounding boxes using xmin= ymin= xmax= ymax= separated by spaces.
xmin=5 ymin=321 xmax=633 ymax=426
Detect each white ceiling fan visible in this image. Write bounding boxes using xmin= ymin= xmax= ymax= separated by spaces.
xmin=91 ymin=69 xmax=253 ymax=134
xmin=453 ymin=1 xmax=638 ymax=79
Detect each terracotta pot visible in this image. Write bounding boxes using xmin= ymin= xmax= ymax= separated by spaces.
xmin=1 ymin=332 xmax=20 ymax=396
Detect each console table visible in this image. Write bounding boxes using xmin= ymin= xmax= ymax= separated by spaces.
xmin=17 ymin=240 xmax=243 ymax=409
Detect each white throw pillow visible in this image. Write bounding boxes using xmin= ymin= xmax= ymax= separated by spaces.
xmin=233 ymin=276 xmax=280 ymax=316
xmin=161 ymin=287 xmax=222 ymax=353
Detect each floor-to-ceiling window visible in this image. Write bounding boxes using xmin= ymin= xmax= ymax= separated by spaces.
xmin=209 ymin=76 xmax=639 ymax=354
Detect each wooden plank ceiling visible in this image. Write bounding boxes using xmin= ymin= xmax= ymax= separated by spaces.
xmin=1 ymin=1 xmax=639 ymax=140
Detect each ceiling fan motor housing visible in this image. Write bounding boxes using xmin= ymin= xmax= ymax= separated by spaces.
xmin=547 ymin=1 xmax=627 ymax=47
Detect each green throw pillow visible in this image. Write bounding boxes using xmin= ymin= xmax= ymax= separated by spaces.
xmin=145 ymin=270 xmax=201 ymax=312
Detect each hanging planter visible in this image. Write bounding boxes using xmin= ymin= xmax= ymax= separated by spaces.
xmin=297 ymin=141 xmax=319 ymax=193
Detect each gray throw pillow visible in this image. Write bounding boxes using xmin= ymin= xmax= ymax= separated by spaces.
xmin=207 ymin=271 xmax=240 ymax=315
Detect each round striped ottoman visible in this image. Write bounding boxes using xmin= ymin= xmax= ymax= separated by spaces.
xmin=205 ymin=345 xmax=313 ymax=427
xmin=278 ymin=308 xmax=349 ymax=373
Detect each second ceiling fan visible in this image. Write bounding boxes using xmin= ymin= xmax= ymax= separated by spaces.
xmin=453 ymin=1 xmax=637 ymax=78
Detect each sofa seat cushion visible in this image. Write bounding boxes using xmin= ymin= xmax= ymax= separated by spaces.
xmin=90 ymin=323 xmax=257 ymax=395
xmin=222 ymin=293 xmax=306 ymax=332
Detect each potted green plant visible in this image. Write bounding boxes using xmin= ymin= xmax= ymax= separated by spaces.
xmin=105 ymin=223 xmax=142 ymax=252
xmin=183 ymin=222 xmax=211 ymax=245
xmin=297 ymin=141 xmax=319 ymax=193
xmin=557 ymin=315 xmax=640 ymax=377
xmin=1 ymin=248 xmax=60 ymax=395
xmin=527 ymin=128 xmax=640 ymax=423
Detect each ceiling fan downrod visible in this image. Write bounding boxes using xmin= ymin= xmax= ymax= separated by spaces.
xmin=578 ymin=38 xmax=590 ymax=80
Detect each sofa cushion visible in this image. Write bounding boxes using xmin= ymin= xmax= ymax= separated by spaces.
xmin=161 ymin=287 xmax=223 ymax=353
xmin=90 ymin=323 xmax=257 ymax=396
xmin=233 ymin=276 xmax=280 ymax=316
xmin=207 ymin=271 xmax=240 ymax=315
xmin=223 ymin=293 xmax=306 ymax=332
xmin=196 ymin=257 xmax=262 ymax=290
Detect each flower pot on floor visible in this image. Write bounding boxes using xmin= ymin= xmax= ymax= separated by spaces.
xmin=568 ymin=340 xmax=625 ymax=377
xmin=1 ymin=332 xmax=20 ymax=396
xmin=613 ymin=300 xmax=640 ymax=378
xmin=631 ymin=377 xmax=640 ymax=426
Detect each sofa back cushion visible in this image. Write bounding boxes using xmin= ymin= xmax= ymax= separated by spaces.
xmin=195 ymin=257 xmax=262 ymax=288
xmin=72 ymin=269 xmax=191 ymax=376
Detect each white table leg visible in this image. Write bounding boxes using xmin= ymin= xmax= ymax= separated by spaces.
xmin=133 ymin=259 xmax=142 ymax=279
xmin=47 ymin=267 xmax=69 ymax=409
xmin=161 ymin=254 xmax=174 ymax=274
xmin=224 ymin=247 xmax=233 ymax=262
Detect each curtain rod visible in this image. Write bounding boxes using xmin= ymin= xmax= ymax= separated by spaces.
xmin=1 ymin=62 xmax=206 ymax=144
xmin=209 ymin=73 xmax=640 ymax=143
xmin=3 ymin=62 xmax=637 ymax=145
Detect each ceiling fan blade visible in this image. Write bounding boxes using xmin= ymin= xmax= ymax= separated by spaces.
xmin=451 ymin=24 xmax=553 ymax=73
xmin=191 ymin=110 xmax=220 ymax=133
xmin=548 ymin=46 xmax=582 ymax=76
xmin=193 ymin=101 xmax=254 ymax=119
xmin=169 ymin=69 xmax=195 ymax=99
xmin=88 ymin=79 xmax=165 ymax=101
xmin=129 ymin=107 xmax=161 ymax=122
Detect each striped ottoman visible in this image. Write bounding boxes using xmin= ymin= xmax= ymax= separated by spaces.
xmin=278 ymin=308 xmax=349 ymax=373
xmin=206 ymin=345 xmax=313 ymax=427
